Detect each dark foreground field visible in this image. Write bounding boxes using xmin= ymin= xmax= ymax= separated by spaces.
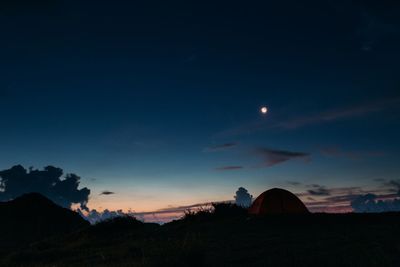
xmin=1 ymin=210 xmax=400 ymax=267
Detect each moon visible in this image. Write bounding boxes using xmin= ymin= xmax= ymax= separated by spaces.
xmin=261 ymin=106 xmax=268 ymax=114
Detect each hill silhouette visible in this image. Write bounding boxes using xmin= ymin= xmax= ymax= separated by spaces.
xmin=1 ymin=196 xmax=400 ymax=266
xmin=1 ymin=201 xmax=400 ymax=266
xmin=0 ymin=193 xmax=89 ymax=249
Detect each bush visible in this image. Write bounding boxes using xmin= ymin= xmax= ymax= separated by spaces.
xmin=212 ymin=203 xmax=247 ymax=218
xmin=91 ymin=216 xmax=144 ymax=233
xmin=182 ymin=203 xmax=247 ymax=222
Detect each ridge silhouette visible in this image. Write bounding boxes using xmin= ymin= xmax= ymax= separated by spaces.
xmin=1 ymin=191 xmax=400 ymax=266
xmin=0 ymin=193 xmax=89 ymax=248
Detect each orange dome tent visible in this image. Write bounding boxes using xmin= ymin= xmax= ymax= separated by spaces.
xmin=248 ymin=188 xmax=309 ymax=215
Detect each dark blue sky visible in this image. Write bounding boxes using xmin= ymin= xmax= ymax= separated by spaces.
xmin=0 ymin=0 xmax=400 ymax=214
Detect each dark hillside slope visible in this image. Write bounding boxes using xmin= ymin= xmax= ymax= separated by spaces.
xmin=0 ymin=193 xmax=89 ymax=248
xmin=2 ymin=212 xmax=400 ymax=267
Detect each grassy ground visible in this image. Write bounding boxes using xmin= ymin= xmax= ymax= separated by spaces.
xmin=1 ymin=208 xmax=400 ymax=267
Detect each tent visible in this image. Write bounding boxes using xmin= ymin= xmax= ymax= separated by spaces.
xmin=248 ymin=188 xmax=309 ymax=215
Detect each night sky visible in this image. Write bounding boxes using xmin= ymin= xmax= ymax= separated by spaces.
xmin=1 ymin=1 xmax=400 ymax=221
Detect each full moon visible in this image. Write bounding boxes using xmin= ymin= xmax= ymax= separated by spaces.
xmin=261 ymin=106 xmax=268 ymax=114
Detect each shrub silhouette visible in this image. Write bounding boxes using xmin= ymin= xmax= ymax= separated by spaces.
xmin=183 ymin=203 xmax=247 ymax=222
xmin=91 ymin=216 xmax=144 ymax=233
xmin=212 ymin=203 xmax=247 ymax=218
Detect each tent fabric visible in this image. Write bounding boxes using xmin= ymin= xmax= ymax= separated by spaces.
xmin=248 ymin=188 xmax=309 ymax=215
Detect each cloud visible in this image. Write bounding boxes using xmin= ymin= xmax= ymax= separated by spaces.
xmin=300 ymin=185 xmax=366 ymax=212
xmin=307 ymin=185 xmax=331 ymax=196
xmin=81 ymin=209 xmax=128 ymax=224
xmin=282 ymin=185 xmax=364 ymax=213
xmin=100 ymin=191 xmax=115 ymax=196
xmin=234 ymin=187 xmax=253 ymax=208
xmin=0 ymin=165 xmax=90 ymax=210
xmin=320 ymin=147 xmax=385 ymax=160
xmin=383 ymin=179 xmax=400 ymax=195
xmin=255 ymin=148 xmax=310 ymax=167
xmin=324 ymin=194 xmax=359 ymax=203
xmin=301 ymin=180 xmax=400 ymax=213
xmin=81 ymin=181 xmax=400 ymax=224
xmin=81 ymin=200 xmax=231 ymax=224
xmin=351 ymin=194 xmax=400 ymax=213
xmin=215 ymin=166 xmax=243 ymax=171
xmin=287 ymin=181 xmax=302 ymax=186
xmin=216 ymin=98 xmax=400 ymax=137
xmin=210 ymin=146 xmax=309 ymax=170
xmin=276 ymin=98 xmax=400 ymax=129
xmin=146 ymin=202 xmax=216 ymax=215
xmin=205 ymin=143 xmax=238 ymax=152
xmin=386 ymin=179 xmax=400 ymax=190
